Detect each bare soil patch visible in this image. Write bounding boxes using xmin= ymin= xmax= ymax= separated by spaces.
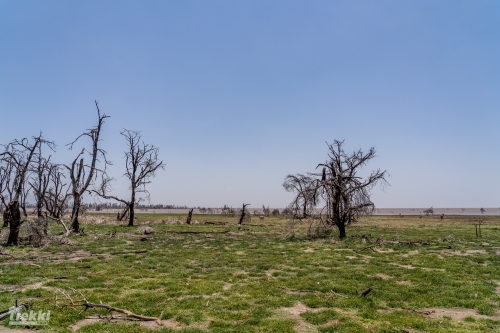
xmin=279 ymin=302 xmax=329 ymax=333
xmin=389 ymin=263 xmax=416 ymax=269
xmin=449 ymin=250 xmax=488 ymax=256
xmin=378 ymin=307 xmax=500 ymax=321
xmin=422 ymin=307 xmax=500 ymax=321
xmin=265 ymin=269 xmax=280 ymax=279
xmin=396 ymin=280 xmax=412 ymax=285
xmin=233 ymin=270 xmax=247 ymax=275
xmin=375 ymin=248 xmax=394 ymax=253
xmin=399 ymin=250 xmax=419 ymax=257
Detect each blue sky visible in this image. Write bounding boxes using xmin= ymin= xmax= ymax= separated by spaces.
xmin=1 ymin=1 xmax=499 ymax=208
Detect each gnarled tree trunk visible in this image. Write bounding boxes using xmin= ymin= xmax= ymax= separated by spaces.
xmin=71 ymin=193 xmax=81 ymax=232
xmin=128 ymin=203 xmax=135 ymax=226
xmin=186 ymin=208 xmax=193 ymax=224
xmin=6 ymin=200 xmax=21 ymax=245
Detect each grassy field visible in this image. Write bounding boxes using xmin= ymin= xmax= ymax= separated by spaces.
xmin=1 ymin=213 xmax=500 ymax=332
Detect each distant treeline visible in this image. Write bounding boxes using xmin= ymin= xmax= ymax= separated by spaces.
xmin=22 ymin=202 xmax=189 ymax=210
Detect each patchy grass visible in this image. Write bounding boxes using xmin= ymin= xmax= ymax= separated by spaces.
xmin=1 ymin=214 xmax=500 ymax=332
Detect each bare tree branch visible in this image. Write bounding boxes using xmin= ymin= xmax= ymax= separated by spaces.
xmin=66 ymin=101 xmax=111 ymax=232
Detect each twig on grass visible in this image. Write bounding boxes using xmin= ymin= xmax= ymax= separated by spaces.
xmin=278 ymin=287 xmax=348 ymax=298
xmin=398 ymin=241 xmax=430 ymax=246
xmin=55 ymin=288 xmax=163 ymax=325
xmin=167 ymin=230 xmax=230 ymax=234
xmin=360 ymin=286 xmax=377 ymax=297
xmin=280 ymin=287 xmax=316 ymax=293
xmin=204 ymin=221 xmax=227 ymax=225
xmin=110 ymin=249 xmax=148 ymax=255
xmin=356 ymin=245 xmax=376 ymax=252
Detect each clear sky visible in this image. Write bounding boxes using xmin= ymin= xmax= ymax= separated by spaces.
xmin=1 ymin=1 xmax=499 ymax=208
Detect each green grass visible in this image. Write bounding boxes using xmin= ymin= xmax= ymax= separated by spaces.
xmin=1 ymin=214 xmax=500 ymax=332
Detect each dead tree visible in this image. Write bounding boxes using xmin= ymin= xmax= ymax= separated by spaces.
xmin=423 ymin=207 xmax=434 ymax=216
xmin=0 ymin=160 xmax=16 ymax=228
xmin=66 ymin=101 xmax=110 ymax=232
xmin=0 ymin=135 xmax=54 ymax=245
xmin=44 ymin=164 xmax=71 ymax=219
xmin=29 ymin=144 xmax=53 ymax=218
xmin=0 ymin=159 xmax=29 ymax=225
xmin=238 ymin=203 xmax=250 ymax=225
xmin=283 ymin=174 xmax=316 ymax=218
xmin=26 ymin=151 xmax=52 ymax=235
xmin=186 ymin=208 xmax=193 ymax=224
xmin=284 ymin=140 xmax=388 ymax=239
xmin=94 ymin=129 xmax=164 ymax=226
xmin=262 ymin=205 xmax=270 ymax=217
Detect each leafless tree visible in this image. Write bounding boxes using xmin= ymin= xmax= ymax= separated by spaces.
xmin=0 ymin=153 xmax=35 ymax=224
xmin=44 ymin=164 xmax=71 ymax=219
xmin=0 ymin=135 xmax=54 ymax=245
xmin=94 ymin=129 xmax=164 ymax=226
xmin=423 ymin=207 xmax=434 ymax=216
xmin=262 ymin=205 xmax=270 ymax=217
xmin=284 ymin=140 xmax=388 ymax=239
xmin=186 ymin=208 xmax=194 ymax=224
xmin=283 ymin=174 xmax=316 ymax=218
xmin=66 ymin=101 xmax=110 ymax=232
xmin=0 ymin=159 xmax=16 ymax=228
xmin=28 ymin=144 xmax=53 ymax=218
xmin=238 ymin=203 xmax=250 ymax=225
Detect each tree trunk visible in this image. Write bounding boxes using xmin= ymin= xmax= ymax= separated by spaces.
xmin=6 ymin=201 xmax=21 ymax=245
xmin=71 ymin=194 xmax=81 ymax=232
xmin=186 ymin=208 xmax=193 ymax=224
xmin=128 ymin=203 xmax=135 ymax=226
xmin=2 ymin=210 xmax=9 ymax=228
xmin=337 ymin=222 xmax=346 ymax=239
xmin=37 ymin=201 xmax=43 ymax=219
xmin=238 ymin=204 xmax=247 ymax=225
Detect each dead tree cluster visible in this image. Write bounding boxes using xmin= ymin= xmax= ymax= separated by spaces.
xmin=0 ymin=101 xmax=165 ymax=245
xmin=283 ymin=140 xmax=388 ymax=238
xmin=0 ymin=135 xmax=57 ymax=245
